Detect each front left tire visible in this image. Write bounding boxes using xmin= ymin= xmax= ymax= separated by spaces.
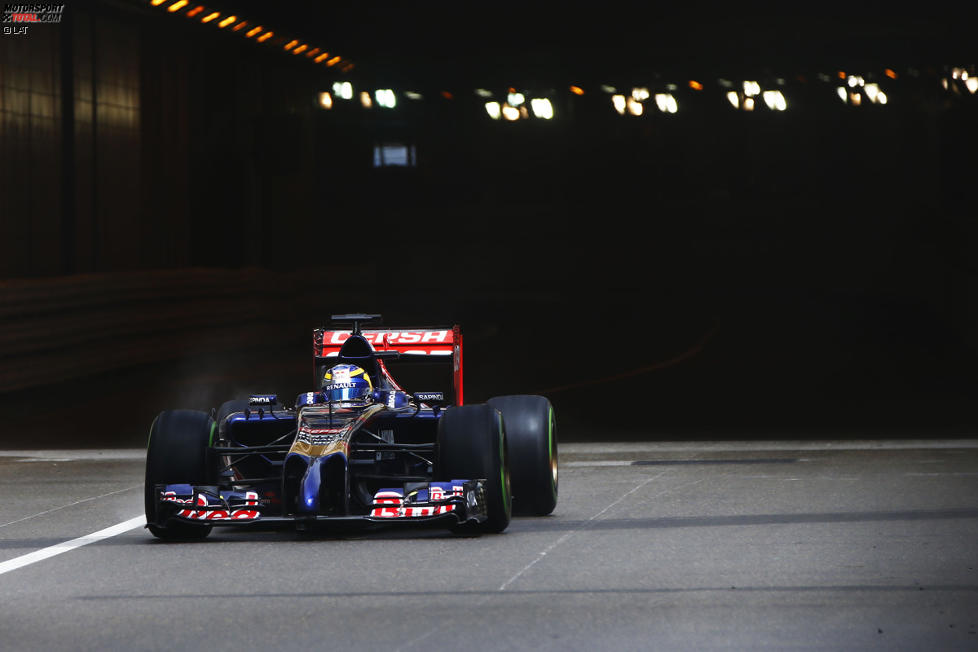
xmin=437 ymin=404 xmax=512 ymax=533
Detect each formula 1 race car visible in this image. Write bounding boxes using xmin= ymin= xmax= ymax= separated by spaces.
xmin=145 ymin=314 xmax=558 ymax=539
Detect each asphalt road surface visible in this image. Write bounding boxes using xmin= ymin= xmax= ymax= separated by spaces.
xmin=2 ymin=440 xmax=978 ymax=651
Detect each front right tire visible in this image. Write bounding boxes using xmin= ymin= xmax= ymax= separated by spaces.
xmin=144 ymin=409 xmax=215 ymax=540
xmin=488 ymin=395 xmax=558 ymax=516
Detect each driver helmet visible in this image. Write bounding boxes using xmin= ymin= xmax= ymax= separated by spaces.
xmin=322 ymin=364 xmax=373 ymax=405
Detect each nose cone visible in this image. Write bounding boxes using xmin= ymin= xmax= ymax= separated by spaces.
xmin=296 ymin=455 xmax=322 ymax=514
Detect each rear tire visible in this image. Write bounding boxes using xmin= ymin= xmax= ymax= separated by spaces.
xmin=215 ymin=399 xmax=252 ymax=436
xmin=145 ymin=410 xmax=215 ymax=540
xmin=488 ymin=395 xmax=558 ymax=516
xmin=437 ymin=404 xmax=512 ymax=533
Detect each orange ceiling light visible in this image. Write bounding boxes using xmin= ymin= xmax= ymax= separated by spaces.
xmin=326 ymin=55 xmax=341 ymax=66
xmin=151 ymin=0 xmax=167 ymax=6
xmin=167 ymin=0 xmax=188 ymax=11
xmin=305 ymin=47 xmax=320 ymax=58
xmin=314 ymin=52 xmax=330 ymax=63
xmin=293 ymin=44 xmax=308 ymax=55
xmin=256 ymin=31 xmax=273 ymax=42
xmin=284 ymin=39 xmax=298 ymax=50
xmin=688 ymin=80 xmax=703 ymax=90
xmin=185 ymin=5 xmax=204 ymax=17
xmin=569 ymin=85 xmax=585 ymax=95
xmin=232 ymin=20 xmax=248 ymax=31
xmin=217 ymin=15 xmax=236 ymax=28
xmin=441 ymin=90 xmax=453 ymax=99
xmin=837 ymin=70 xmax=846 ymax=79
xmin=201 ymin=11 xmax=219 ymax=23
xmin=245 ymin=25 xmax=262 ymax=37
xmin=884 ymin=68 xmax=898 ymax=79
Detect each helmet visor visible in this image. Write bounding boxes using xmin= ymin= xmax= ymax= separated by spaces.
xmin=324 ymin=383 xmax=368 ymax=402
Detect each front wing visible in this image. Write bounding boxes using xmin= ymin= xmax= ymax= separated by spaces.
xmin=149 ymin=480 xmax=488 ymax=531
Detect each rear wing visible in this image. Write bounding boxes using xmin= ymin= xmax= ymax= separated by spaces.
xmin=312 ymin=326 xmax=464 ymax=405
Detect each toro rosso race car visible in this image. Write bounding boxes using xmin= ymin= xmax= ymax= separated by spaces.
xmin=145 ymin=314 xmax=558 ymax=539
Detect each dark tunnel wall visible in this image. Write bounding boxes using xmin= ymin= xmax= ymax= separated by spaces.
xmin=1 ymin=2 xmax=977 ymax=441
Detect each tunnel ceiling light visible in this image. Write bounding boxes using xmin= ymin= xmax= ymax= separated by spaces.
xmin=440 ymin=91 xmax=453 ymax=99
xmin=877 ymin=91 xmax=888 ymax=104
xmin=151 ymin=0 xmax=167 ymax=5
xmin=884 ymin=68 xmax=898 ymax=79
xmin=654 ymin=93 xmax=677 ymax=113
xmin=186 ymin=5 xmax=204 ymax=17
xmin=292 ymin=44 xmax=308 ymax=55
xmin=360 ymin=91 xmax=372 ymax=108
xmin=611 ymin=94 xmax=626 ymax=114
xmin=232 ymin=21 xmax=248 ymax=32
xmin=689 ymin=80 xmax=703 ymax=90
xmin=201 ymin=11 xmax=219 ymax=23
xmin=501 ymin=104 xmax=520 ymax=121
xmin=245 ymin=25 xmax=262 ymax=37
xmin=257 ymin=31 xmax=273 ymax=42
xmin=836 ymin=86 xmax=848 ymax=102
xmin=333 ymin=81 xmax=353 ymax=100
xmin=167 ymin=0 xmax=188 ymax=12
xmin=631 ymin=87 xmax=649 ymax=101
xmin=218 ymin=15 xmax=236 ymax=28
xmin=375 ymin=89 xmax=396 ymax=108
xmin=474 ymin=88 xmax=493 ymax=97
xmin=318 ymin=92 xmax=333 ymax=109
xmin=601 ymin=84 xmax=617 ymax=94
xmin=967 ymin=77 xmax=978 ymax=94
xmin=726 ymin=91 xmax=739 ymax=108
xmin=284 ymin=39 xmax=298 ymax=50
xmin=743 ymin=97 xmax=755 ymax=111
xmin=404 ymin=91 xmax=423 ymax=100
xmin=626 ymin=96 xmax=643 ymax=116
xmin=326 ymin=56 xmax=341 ymax=66
xmin=485 ymin=101 xmax=501 ymax=119
xmin=313 ymin=52 xmax=329 ymax=63
xmin=530 ymin=98 xmax=553 ymax=119
xmin=864 ymin=83 xmax=880 ymax=102
xmin=507 ymin=91 xmax=525 ymax=106
xmin=743 ymin=81 xmax=760 ymax=96
xmin=305 ymin=47 xmax=320 ymax=58
xmin=762 ymin=90 xmax=786 ymax=111
xmin=569 ymin=85 xmax=584 ymax=95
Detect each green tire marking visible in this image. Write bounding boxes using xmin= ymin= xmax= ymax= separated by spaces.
xmin=548 ymin=405 xmax=554 ymax=460
xmin=208 ymin=420 xmax=217 ymax=447
xmin=498 ymin=414 xmax=509 ymax=507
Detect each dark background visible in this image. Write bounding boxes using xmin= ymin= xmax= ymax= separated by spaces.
xmin=1 ymin=1 xmax=977 ymax=445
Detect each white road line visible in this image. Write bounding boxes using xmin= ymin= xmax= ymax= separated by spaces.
xmin=0 ymin=485 xmax=140 ymax=529
xmin=564 ymin=460 xmax=632 ymax=467
xmin=498 ymin=470 xmax=673 ymax=592
xmin=0 ymin=516 xmax=145 ymax=577
xmin=560 ymin=440 xmax=978 ymax=453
